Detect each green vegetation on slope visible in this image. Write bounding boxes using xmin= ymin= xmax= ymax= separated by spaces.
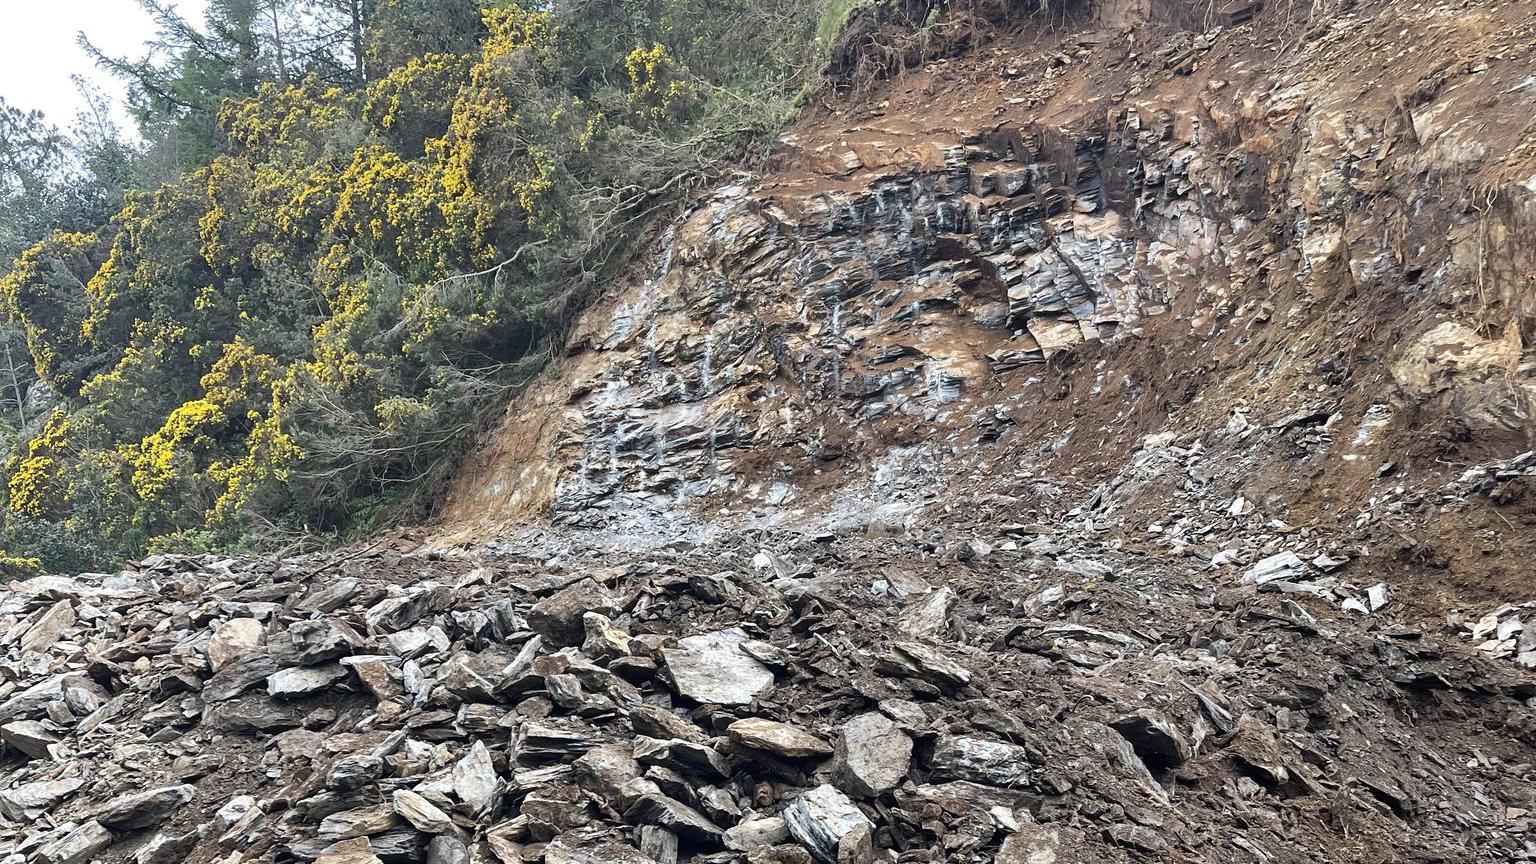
xmin=0 ymin=0 xmax=837 ymax=571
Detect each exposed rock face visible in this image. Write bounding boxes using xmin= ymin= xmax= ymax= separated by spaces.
xmin=6 ymin=3 xmax=1536 ymax=864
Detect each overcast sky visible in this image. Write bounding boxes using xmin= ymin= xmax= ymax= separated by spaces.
xmin=0 ymin=0 xmax=208 ymax=132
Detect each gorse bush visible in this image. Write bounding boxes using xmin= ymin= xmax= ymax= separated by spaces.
xmin=0 ymin=0 xmax=836 ymax=569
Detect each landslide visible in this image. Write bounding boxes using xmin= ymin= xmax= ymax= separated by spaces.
xmin=4 ymin=3 xmax=1536 ymax=864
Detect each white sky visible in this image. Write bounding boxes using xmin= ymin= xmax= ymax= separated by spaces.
xmin=0 ymin=0 xmax=208 ymax=132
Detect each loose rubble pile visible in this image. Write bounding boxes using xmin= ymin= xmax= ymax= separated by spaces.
xmin=3 ymin=519 xmax=1535 ymax=864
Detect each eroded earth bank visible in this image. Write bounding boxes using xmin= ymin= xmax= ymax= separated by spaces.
xmin=6 ymin=1 xmax=1536 ymax=863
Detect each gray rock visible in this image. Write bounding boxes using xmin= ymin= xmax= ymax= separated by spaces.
xmin=633 ymin=736 xmax=731 ymax=779
xmin=528 ymin=579 xmax=619 ymax=646
xmin=268 ymin=664 xmax=349 ymax=699
xmin=203 ymin=653 xmax=279 ymax=702
xmin=928 ymin=735 xmax=1031 ymax=787
xmin=996 ymin=823 xmax=1090 ymax=864
xmin=1 ymin=718 xmax=59 ymax=758
xmin=208 ymin=618 xmax=265 ymax=671
xmin=94 ymin=784 xmax=195 ymax=831
xmin=638 ymin=826 xmax=679 ymax=864
xmin=328 ymin=755 xmax=386 ymax=790
xmin=36 ymin=820 xmax=113 ymax=864
xmin=318 ymin=803 xmax=398 ymax=841
xmin=629 ymin=705 xmax=707 ymax=743
xmin=0 ymin=777 xmax=84 ymax=820
xmin=427 ymin=835 xmax=470 ymax=864
xmin=623 ymin=792 xmax=725 ymax=847
xmin=727 ymin=718 xmax=833 ymax=759
xmin=452 ymin=740 xmax=498 ymax=817
xmin=1242 ymin=552 xmax=1307 ymax=586
xmin=134 ymin=830 xmax=199 ymax=864
xmin=783 ymin=785 xmax=872 ymax=864
xmin=20 ymin=600 xmax=75 ymax=653
xmin=834 ymin=712 xmax=911 ymax=797
xmin=663 ymin=628 xmax=775 ymax=706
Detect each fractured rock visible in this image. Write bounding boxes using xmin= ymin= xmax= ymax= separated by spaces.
xmin=663 ymin=628 xmax=775 ymax=706
xmin=1 ymin=718 xmax=59 ymax=758
xmin=393 ymin=789 xmax=455 ymax=834
xmin=1108 ymin=709 xmax=1190 ymax=769
xmin=94 ymin=784 xmax=195 ymax=831
xmin=208 ymin=618 xmax=266 ymax=671
xmin=783 ymin=785 xmax=872 ymax=864
xmin=928 ymin=735 xmax=1031 ymax=787
xmin=268 ymin=664 xmax=349 ymax=699
xmin=834 ymin=712 xmax=911 ymax=797
xmin=727 ymin=718 xmax=833 ymax=759
xmin=624 ymin=792 xmax=725 ymax=847
xmin=37 ymin=820 xmax=113 ymax=864
xmin=0 ymin=777 xmax=84 ymax=820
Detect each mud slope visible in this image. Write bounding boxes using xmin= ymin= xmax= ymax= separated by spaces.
xmin=4 ymin=2 xmax=1536 ymax=864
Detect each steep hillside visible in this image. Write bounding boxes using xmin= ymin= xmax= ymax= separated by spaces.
xmin=3 ymin=3 xmax=1536 ymax=864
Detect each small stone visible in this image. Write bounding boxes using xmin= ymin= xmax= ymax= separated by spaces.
xmin=728 ymin=718 xmax=833 ymax=759
xmin=20 ymin=600 xmax=76 ymax=653
xmin=452 ymin=740 xmax=499 ymax=817
xmin=1243 ymin=552 xmax=1307 ymax=585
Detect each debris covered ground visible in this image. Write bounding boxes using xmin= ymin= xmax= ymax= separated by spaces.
xmin=5 ymin=0 xmax=1536 ymax=862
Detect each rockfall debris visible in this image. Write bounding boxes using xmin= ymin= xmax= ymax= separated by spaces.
xmin=1 ymin=521 xmax=1534 ymax=864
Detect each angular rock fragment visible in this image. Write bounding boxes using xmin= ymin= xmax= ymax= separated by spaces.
xmin=134 ymin=830 xmax=199 ymax=864
xmin=269 ymin=664 xmax=350 ymax=699
xmin=203 ymin=653 xmax=279 ymax=702
xmin=20 ymin=600 xmax=75 ymax=653
xmin=0 ymin=777 xmax=84 ymax=821
xmin=1 ymin=718 xmax=59 ymax=758
xmin=727 ymin=718 xmax=833 ymax=759
xmin=208 ymin=618 xmax=266 ymax=671
xmin=834 ymin=712 xmax=911 ymax=797
xmin=94 ymin=784 xmax=195 ymax=831
xmin=452 ymin=740 xmax=499 ymax=817
xmin=928 ymin=735 xmax=1030 ymax=787
xmin=1243 ymin=552 xmax=1307 ymax=586
xmin=427 ymin=834 xmax=470 ymax=864
xmin=393 ymin=789 xmax=455 ymax=834
xmin=319 ymin=803 xmax=398 ymax=841
xmin=634 ymin=736 xmax=731 ymax=779
xmin=37 ymin=820 xmax=113 ymax=864
xmin=663 ymin=628 xmax=775 ymax=705
xmin=315 ymin=837 xmax=384 ymax=864
xmin=624 ymin=792 xmax=725 ymax=847
xmin=529 ymin=579 xmax=619 ymax=646
xmin=878 ymin=641 xmax=971 ymax=689
xmin=726 ymin=816 xmax=790 ymax=851
xmin=638 ymin=826 xmax=680 ymax=864
xmin=996 ymin=822 xmax=1089 ymax=864
xmin=783 ymin=785 xmax=873 ymax=864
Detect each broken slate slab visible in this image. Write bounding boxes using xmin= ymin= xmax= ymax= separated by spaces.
xmin=834 ymin=712 xmax=911 ymax=797
xmin=528 ymin=579 xmax=619 ymax=646
xmin=0 ymin=777 xmax=84 ymax=821
xmin=624 ymin=792 xmax=725 ymax=847
xmin=928 ymin=735 xmax=1031 ymax=787
xmin=36 ymin=820 xmax=112 ymax=864
xmin=203 ymin=653 xmax=279 ymax=702
xmin=393 ymin=789 xmax=454 ymax=834
xmin=783 ymin=784 xmax=873 ymax=864
xmin=94 ymin=784 xmax=195 ymax=831
xmin=268 ymin=664 xmax=350 ymax=699
xmin=1242 ymin=552 xmax=1307 ymax=586
xmin=1 ymin=719 xmax=59 ymax=759
xmin=727 ymin=718 xmax=833 ymax=759
xmin=663 ymin=628 xmax=775 ymax=706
